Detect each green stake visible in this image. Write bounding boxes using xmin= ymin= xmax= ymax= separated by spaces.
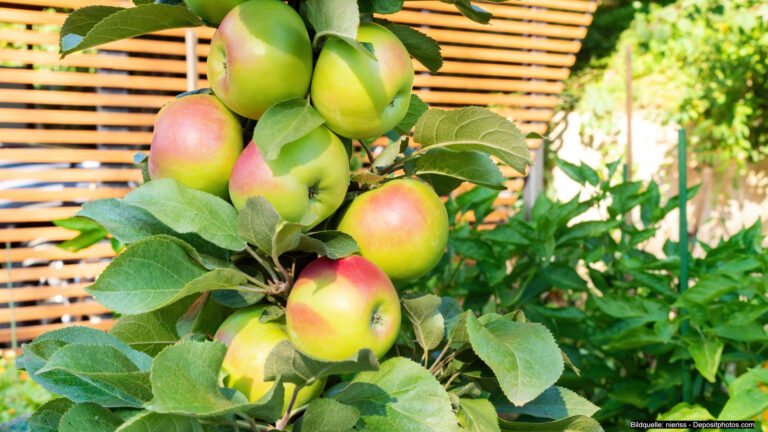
xmin=678 ymin=128 xmax=692 ymax=403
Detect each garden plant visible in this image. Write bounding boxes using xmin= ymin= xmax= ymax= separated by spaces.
xmin=0 ymin=0 xmax=606 ymax=431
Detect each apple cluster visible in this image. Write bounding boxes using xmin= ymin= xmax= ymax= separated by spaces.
xmin=146 ymin=0 xmax=449 ymax=412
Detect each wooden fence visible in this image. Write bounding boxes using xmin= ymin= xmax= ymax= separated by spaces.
xmin=0 ymin=0 xmax=596 ymax=345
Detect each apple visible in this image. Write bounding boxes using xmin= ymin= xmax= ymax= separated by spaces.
xmin=228 ymin=126 xmax=349 ymax=229
xmin=215 ymin=305 xmax=325 ymax=411
xmin=207 ymin=0 xmax=313 ymax=119
xmin=285 ymin=256 xmax=401 ymax=360
xmin=310 ymin=22 xmax=414 ymax=139
xmin=148 ymin=94 xmax=243 ymax=199
xmin=337 ymin=179 xmax=448 ymax=281
xmin=183 ymin=0 xmax=246 ymax=26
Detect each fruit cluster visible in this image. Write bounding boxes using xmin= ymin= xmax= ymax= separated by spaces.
xmin=148 ymin=0 xmax=448 ymax=412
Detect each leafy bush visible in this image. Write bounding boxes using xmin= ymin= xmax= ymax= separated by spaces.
xmin=401 ymin=159 xmax=768 ymax=430
xmin=0 ymin=357 xmax=53 ymax=423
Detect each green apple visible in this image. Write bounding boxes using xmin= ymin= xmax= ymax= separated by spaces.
xmin=285 ymin=256 xmax=401 ymax=360
xmin=228 ymin=126 xmax=349 ymax=229
xmin=207 ymin=0 xmax=312 ymax=119
xmin=215 ymin=305 xmax=325 ymax=411
xmin=148 ymin=94 xmax=243 ymax=198
xmin=183 ymin=0 xmax=246 ymax=25
xmin=310 ymin=22 xmax=414 ymax=139
xmin=338 ymin=179 xmax=448 ymax=281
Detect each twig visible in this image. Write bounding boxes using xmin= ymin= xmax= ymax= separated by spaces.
xmin=443 ymin=372 xmax=460 ymax=390
xmin=429 ymin=343 xmax=452 ymax=375
xmin=246 ymin=245 xmax=279 ymax=282
xmin=430 ymin=346 xmax=467 ymax=376
xmin=358 ymin=140 xmax=375 ymax=166
xmin=275 ymin=385 xmax=302 ymax=430
xmin=242 ymin=274 xmax=270 ymax=291
xmin=272 ymin=250 xmax=293 ymax=286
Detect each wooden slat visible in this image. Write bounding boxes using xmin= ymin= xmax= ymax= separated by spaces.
xmin=0 ymin=320 xmax=115 ymax=343
xmin=418 ymin=61 xmax=570 ymax=80
xmin=407 ymin=1 xmax=593 ymax=25
xmin=0 ymin=149 xmax=140 ymax=163
xmin=415 ymin=75 xmax=564 ymax=94
xmin=420 ymin=92 xmax=560 ymax=107
xmin=440 ymin=45 xmax=575 ymax=67
xmin=7 ymin=243 xmax=116 ymax=262
xmin=0 ymin=168 xmax=143 ymax=182
xmin=1 ymin=68 xmax=192 ymax=92
xmin=421 ymin=28 xmax=582 ymax=53
xmin=0 ymin=262 xmax=108 ymax=283
xmin=390 ymin=10 xmax=587 ymax=39
xmin=0 ymin=207 xmax=80 ymax=223
xmin=0 ymin=283 xmax=89 ymax=303
xmin=512 ymin=0 xmax=597 ymax=13
xmin=0 ymin=227 xmax=77 ymax=243
xmin=0 ymin=129 xmax=152 ymax=145
xmin=0 ymin=88 xmax=169 ymax=109
xmin=0 ymin=108 xmax=156 ymax=127
xmin=0 ymin=187 xmax=132 ymax=202
xmin=0 ymin=302 xmax=111 ymax=323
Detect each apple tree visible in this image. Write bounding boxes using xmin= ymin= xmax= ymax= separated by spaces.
xmin=8 ymin=0 xmax=605 ymax=431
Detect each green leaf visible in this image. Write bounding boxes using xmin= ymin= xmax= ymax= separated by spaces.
xmin=466 ymin=314 xmax=563 ymax=406
xmin=495 ymin=386 xmax=599 ymax=420
xmin=59 ymin=403 xmax=123 ymax=432
xmin=555 ymin=158 xmax=586 ymax=185
xmin=675 ymin=274 xmax=739 ymax=306
xmin=458 ymin=398 xmax=500 ymax=432
xmin=60 ymin=4 xmax=202 ymax=57
xmin=498 ymin=415 xmax=604 ymax=432
xmin=421 ymin=174 xmax=463 ymax=196
xmin=351 ymin=172 xmax=387 ymax=184
xmin=28 ymin=398 xmax=75 ymax=432
xmin=402 ymin=294 xmax=445 ymax=352
xmin=686 ymin=338 xmax=723 ymax=383
xmin=115 ymin=411 xmax=204 ymax=432
xmin=124 ymin=179 xmax=244 ymax=251
xmin=413 ymin=107 xmax=532 ymax=175
xmin=303 ymin=0 xmax=372 ymax=58
xmin=109 ymin=297 xmax=197 ymax=356
xmin=719 ymin=368 xmax=768 ymax=420
xmin=146 ymin=340 xmax=284 ymax=421
xmin=655 ymin=403 xmax=714 ymax=425
xmin=212 ymin=289 xmax=265 ymax=309
xmin=440 ymin=0 xmax=492 ymax=24
xmin=263 ymin=340 xmax=379 ymax=387
xmin=252 ymin=98 xmax=325 ymax=160
xmin=297 ymin=231 xmax=359 ymax=259
xmin=358 ymin=0 xmax=403 ymax=14
xmin=238 ymin=197 xmax=279 ymax=253
xmin=85 ymin=236 xmax=208 ymax=314
xmin=259 ymin=305 xmax=286 ymax=323
xmin=273 ymin=221 xmax=303 ymax=257
xmin=294 ymin=399 xmax=360 ymax=432
xmin=395 ymin=94 xmax=429 ymax=134
xmin=331 ymin=357 xmax=459 ymax=432
xmin=538 ymin=264 xmax=587 ymax=291
xmin=416 ymin=149 xmax=506 ymax=190
xmin=375 ymin=19 xmax=443 ymax=73
xmin=372 ymin=140 xmax=402 ymax=171
xmin=53 ymin=217 xmax=108 ymax=252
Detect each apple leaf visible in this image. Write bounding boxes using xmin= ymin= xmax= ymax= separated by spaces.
xmin=371 ymin=140 xmax=402 ymax=171
xmin=303 ymin=0 xmax=375 ymax=59
xmin=297 ymin=230 xmax=359 ymax=259
xmin=395 ymin=94 xmax=429 ymax=135
xmin=60 ymin=4 xmax=202 ymax=57
xmin=375 ymin=19 xmax=443 ymax=73
xmin=358 ymin=0 xmax=404 ymax=14
xmin=238 ymin=197 xmax=280 ymax=253
xmin=350 ymin=172 xmax=388 ymax=184
xmin=438 ymin=0 xmax=492 ymax=24
xmin=53 ymin=217 xmax=108 ymax=252
xmin=253 ymin=98 xmax=326 ymax=161
xmin=294 ymin=398 xmax=360 ymax=432
xmin=115 ymin=411 xmax=205 ymax=432
xmin=264 ymin=340 xmax=379 ymax=388
xmin=27 ymin=398 xmax=75 ymax=432
xmin=413 ymin=107 xmax=532 ymax=176
xmin=494 ymin=386 xmax=600 ymax=420
xmin=273 ymin=220 xmax=304 ymax=258
xmin=109 ymin=297 xmax=198 ymax=356
xmin=146 ymin=340 xmax=285 ymax=421
xmin=124 ymin=179 xmax=244 ymax=252
xmin=686 ymin=337 xmax=723 ymax=383
xmin=402 ymin=294 xmax=445 ymax=352
xmin=458 ymin=398 xmax=500 ymax=432
xmin=59 ymin=403 xmax=124 ymax=432
xmin=416 ymin=148 xmax=506 ymax=191
xmin=330 ymin=357 xmax=460 ymax=432
xmin=498 ymin=415 xmax=604 ymax=432
xmin=212 ymin=288 xmax=266 ymax=309
xmin=466 ymin=314 xmax=563 ymax=406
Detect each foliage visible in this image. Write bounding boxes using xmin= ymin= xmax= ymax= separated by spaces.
xmin=400 ymin=158 xmax=768 ymax=431
xmin=0 ymin=357 xmax=53 ymax=423
xmin=567 ymin=0 xmax=768 ymax=166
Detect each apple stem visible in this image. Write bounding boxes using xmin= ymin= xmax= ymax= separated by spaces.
xmin=443 ymin=372 xmax=460 ymax=390
xmin=245 ymin=246 xmax=280 ymax=283
xmin=272 ymin=250 xmax=293 ymax=287
xmin=275 ymin=385 xmax=301 ymax=430
xmin=429 ymin=342 xmax=452 ymax=374
xmin=358 ymin=140 xmax=376 ymax=166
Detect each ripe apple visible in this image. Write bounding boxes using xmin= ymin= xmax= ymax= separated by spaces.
xmin=310 ymin=22 xmax=414 ymax=139
xmin=183 ymin=0 xmax=246 ymax=25
xmin=207 ymin=0 xmax=312 ymax=119
xmin=337 ymin=179 xmax=448 ymax=281
xmin=215 ymin=305 xmax=325 ymax=411
xmin=228 ymin=126 xmax=349 ymax=229
xmin=148 ymin=94 xmax=243 ymax=198
xmin=285 ymin=256 xmax=401 ymax=360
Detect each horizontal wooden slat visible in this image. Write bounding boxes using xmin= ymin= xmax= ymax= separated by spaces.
xmin=390 ymin=10 xmax=587 ymax=39
xmin=440 ymin=45 xmax=575 ymax=67
xmin=511 ymin=0 xmax=597 ymax=13
xmin=0 ymin=129 xmax=152 ymax=145
xmin=0 ymin=108 xmax=156 ymax=127
xmin=407 ymin=1 xmax=593 ymax=25
xmin=0 ymin=302 xmax=111 ymax=323
xmin=415 ymin=75 xmax=564 ymax=94
xmin=0 ymin=187 xmax=132 ymax=202
xmin=0 ymin=207 xmax=80 ymax=223
xmin=0 ymin=88 xmax=169 ymax=110
xmin=417 ymin=61 xmax=570 ymax=80
xmin=0 ymin=68 xmax=192 ymax=92
xmin=0 ymin=262 xmax=107 ymax=283
xmin=0 ymin=320 xmax=115 ymax=343
xmin=421 ymin=28 xmax=582 ymax=53
xmin=420 ymin=92 xmax=559 ymax=107
xmin=7 ymin=243 xmax=116 ymax=262
xmin=0 ymin=168 xmax=142 ymax=182
xmin=0 ymin=282 xmax=89 ymax=303
xmin=0 ymin=227 xmax=77 ymax=243
xmin=0 ymin=149 xmax=140 ymax=163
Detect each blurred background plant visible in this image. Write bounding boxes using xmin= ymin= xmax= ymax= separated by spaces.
xmin=0 ymin=356 xmax=52 ymax=423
